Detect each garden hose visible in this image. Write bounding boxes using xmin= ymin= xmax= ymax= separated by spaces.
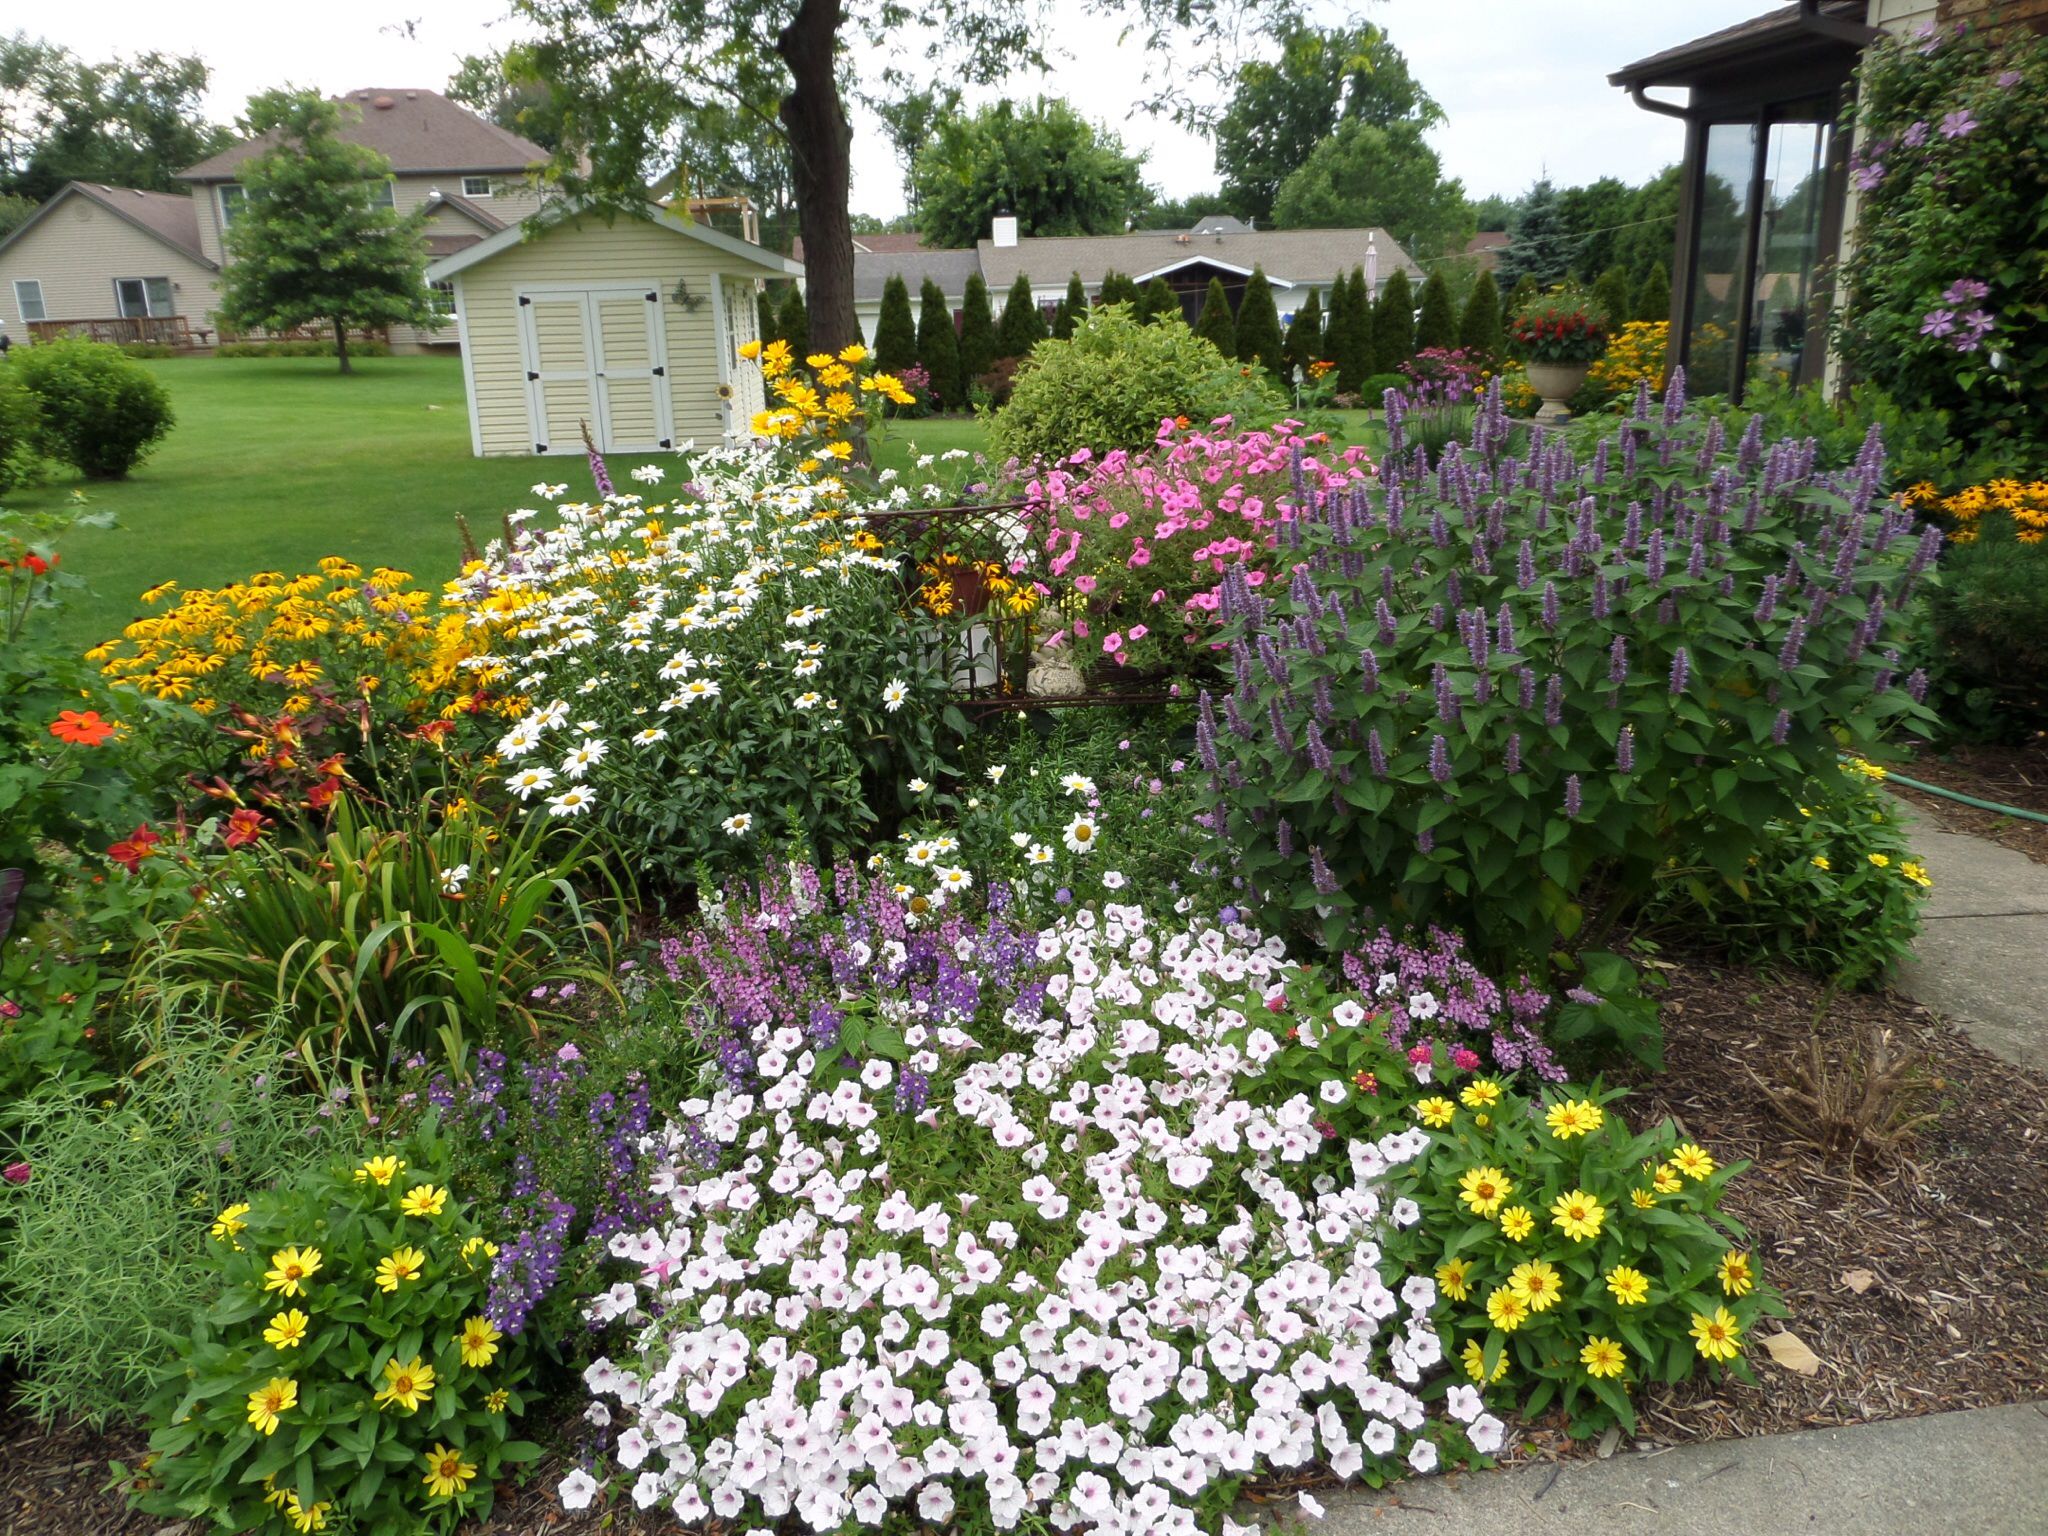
xmin=1857 ymin=758 xmax=2048 ymax=825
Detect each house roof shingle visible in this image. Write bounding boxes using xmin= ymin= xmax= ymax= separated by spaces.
xmin=1609 ymin=2 xmax=1873 ymax=89
xmin=851 ymin=247 xmax=982 ymax=303
xmin=0 ymin=180 xmax=212 ymax=268
xmin=971 ymin=226 xmax=1422 ymax=294
xmin=179 ymin=89 xmax=549 ymax=181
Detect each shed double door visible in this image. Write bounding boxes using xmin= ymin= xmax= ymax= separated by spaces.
xmin=516 ymin=286 xmax=674 ymax=455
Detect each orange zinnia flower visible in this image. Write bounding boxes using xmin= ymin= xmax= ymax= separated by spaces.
xmin=49 ymin=709 xmax=118 ymax=747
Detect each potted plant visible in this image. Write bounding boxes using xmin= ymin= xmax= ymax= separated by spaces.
xmin=1510 ymin=284 xmax=1609 ymax=419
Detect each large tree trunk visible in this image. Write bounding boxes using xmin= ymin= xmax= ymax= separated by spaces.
xmin=776 ymin=0 xmax=854 ymax=353
xmin=333 ymin=317 xmax=352 ymax=375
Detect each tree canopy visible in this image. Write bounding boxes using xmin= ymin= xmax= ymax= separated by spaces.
xmin=910 ymin=97 xmax=1148 ymax=250
xmin=0 ymin=35 xmax=230 ymax=202
xmin=1270 ymin=119 xmax=1473 ymax=262
xmin=508 ymin=0 xmax=1299 ymax=350
xmin=215 ymin=91 xmax=438 ymax=372
xmin=447 ymin=50 xmax=567 ymax=154
xmin=1214 ymin=21 xmax=1440 ymax=227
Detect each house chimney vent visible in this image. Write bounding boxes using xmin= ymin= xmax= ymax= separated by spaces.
xmin=372 ymin=95 xmax=396 ymax=110
xmin=991 ymin=212 xmax=1018 ymax=248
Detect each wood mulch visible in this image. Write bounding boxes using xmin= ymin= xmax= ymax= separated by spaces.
xmin=1895 ymin=740 xmax=2048 ymax=865
xmin=6 ymin=957 xmax=2045 ymax=1530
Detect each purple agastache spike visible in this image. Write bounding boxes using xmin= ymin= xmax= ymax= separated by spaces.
xmin=1306 ymin=721 xmax=1334 ymax=773
xmin=1466 ymin=615 xmax=1489 ymax=672
xmin=1429 ymin=735 xmax=1453 ymax=783
xmin=1276 ymin=818 xmax=1295 ymax=858
xmin=1360 ymin=646 xmax=1380 ymax=692
xmin=1754 ymin=574 xmax=1780 ymax=625
xmin=1873 ymin=648 xmax=1899 ymax=694
xmin=1737 ymin=412 xmax=1764 ymax=473
xmin=586 ymin=435 xmax=616 ymax=499
xmin=1661 ymin=364 xmax=1687 ymax=426
xmin=1518 ymin=665 xmax=1536 ymax=709
xmin=1657 ymin=595 xmax=1678 ymax=627
xmin=1646 ymin=527 xmax=1667 ymax=585
xmin=1616 ymin=725 xmax=1636 ymax=773
xmin=1778 ymin=616 xmax=1808 ymax=671
xmin=1688 ymin=535 xmax=1707 ymax=579
xmin=1541 ymin=580 xmax=1560 ymax=630
xmin=1545 ymin=674 xmax=1564 ymax=727
xmin=1313 ymin=675 xmax=1335 ymax=723
xmin=1446 ymin=570 xmax=1463 ymax=608
xmin=1592 ymin=572 xmax=1610 ymax=620
xmin=1376 ymin=595 xmax=1398 ymax=644
xmin=1196 ymin=714 xmax=1221 ymax=774
xmin=1907 ymin=668 xmax=1929 ymax=703
xmin=1517 ymin=538 xmax=1536 ymax=589
xmin=1434 ymin=663 xmax=1455 ymax=720
xmin=1624 ymin=501 xmax=1643 ymax=552
xmin=1496 ymin=603 xmax=1516 ymax=654
xmin=1505 ymin=732 xmax=1522 ymax=773
xmin=1592 ymin=435 xmax=1610 ymax=486
xmin=1669 ymin=646 xmax=1690 ymax=694
xmin=1224 ymin=689 xmax=1252 ymax=738
xmin=1428 ymin=602 xmax=1446 ymax=631
xmin=1608 ymin=636 xmax=1629 ymax=687
xmin=1368 ymin=728 xmax=1388 ymax=777
xmin=1771 ymin=708 xmax=1792 ymax=744
xmin=1267 ymin=696 xmax=1295 ymax=755
xmin=1564 ymin=773 xmax=1583 ymax=819
xmin=1309 ymin=845 xmax=1339 ymax=896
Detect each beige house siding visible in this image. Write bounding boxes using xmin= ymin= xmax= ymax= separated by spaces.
xmin=450 ymin=218 xmax=761 ymax=457
xmin=0 ymin=197 xmax=220 ymax=331
xmin=190 ymin=172 xmax=549 ymax=268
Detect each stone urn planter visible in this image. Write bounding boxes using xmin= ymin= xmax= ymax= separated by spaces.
xmin=1524 ymin=360 xmax=1592 ymax=421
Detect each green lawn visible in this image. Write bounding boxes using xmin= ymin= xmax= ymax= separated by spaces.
xmin=8 ymin=355 xmax=1380 ymax=647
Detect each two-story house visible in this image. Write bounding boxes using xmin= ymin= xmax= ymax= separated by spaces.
xmin=0 ymin=88 xmax=549 ymax=351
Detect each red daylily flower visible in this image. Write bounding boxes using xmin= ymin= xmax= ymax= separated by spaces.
xmin=107 ymin=824 xmax=163 ymax=873
xmin=222 ymin=808 xmax=271 ymax=849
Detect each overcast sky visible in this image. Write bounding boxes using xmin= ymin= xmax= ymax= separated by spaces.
xmin=33 ymin=0 xmax=1768 ymax=212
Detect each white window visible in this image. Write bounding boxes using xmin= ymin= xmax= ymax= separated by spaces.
xmin=114 ymin=278 xmax=175 ymax=318
xmin=460 ymin=176 xmax=493 ymax=198
xmin=367 ymin=178 xmax=396 ymax=211
xmin=218 ymin=183 xmax=247 ymax=227
xmin=429 ymin=281 xmax=456 ymax=317
xmin=12 ymin=279 xmax=46 ymax=323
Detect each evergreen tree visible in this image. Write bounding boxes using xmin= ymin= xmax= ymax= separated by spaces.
xmin=1334 ymin=268 xmax=1374 ymax=393
xmin=1194 ymin=277 xmax=1236 ymax=356
xmin=995 ymin=271 xmax=1048 ymax=357
xmin=872 ymin=274 xmax=919 ymax=374
xmin=1284 ymin=287 xmax=1325 ymax=374
xmin=777 ymin=284 xmax=809 ymax=354
xmin=1053 ymin=271 xmax=1088 ymax=338
xmin=1458 ymin=269 xmax=1505 ymax=358
xmin=1496 ymin=178 xmax=1576 ymax=290
xmin=1633 ymin=261 xmax=1671 ymax=324
xmin=1097 ymin=270 xmax=1140 ymax=308
xmin=1413 ymin=270 xmax=1457 ymax=353
xmin=757 ymin=288 xmax=778 ymax=348
xmin=958 ymin=272 xmax=997 ymax=386
xmin=1503 ymin=272 xmax=1539 ymax=330
xmin=1136 ymin=276 xmax=1179 ymax=325
xmin=1591 ymin=265 xmax=1632 ymax=331
xmin=917 ymin=277 xmax=962 ymax=409
xmin=1234 ymin=267 xmax=1285 ymax=381
xmin=1371 ymin=267 xmax=1415 ymax=374
xmin=214 ymin=89 xmax=437 ymax=374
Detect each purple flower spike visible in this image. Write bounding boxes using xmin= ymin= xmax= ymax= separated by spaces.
xmin=1771 ymin=708 xmax=1792 ymax=745
xmin=1428 ymin=734 xmax=1452 ymax=784
xmin=1616 ymin=725 xmax=1635 ymax=774
xmin=1564 ymin=774 xmax=1583 ymax=819
xmin=1669 ymin=647 xmax=1690 ymax=694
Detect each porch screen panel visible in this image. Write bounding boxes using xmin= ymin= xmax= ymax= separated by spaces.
xmin=1685 ymin=121 xmax=1756 ymax=398
xmin=1749 ymin=118 xmax=1830 ymax=388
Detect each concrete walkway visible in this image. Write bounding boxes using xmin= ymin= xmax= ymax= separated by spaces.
xmin=1310 ymin=1401 xmax=2048 ymax=1535
xmin=1891 ymin=809 xmax=2048 ymax=1072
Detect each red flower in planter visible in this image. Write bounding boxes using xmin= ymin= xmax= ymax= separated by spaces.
xmin=107 ymin=824 xmax=163 ymax=873
xmin=222 ymin=808 xmax=271 ymax=849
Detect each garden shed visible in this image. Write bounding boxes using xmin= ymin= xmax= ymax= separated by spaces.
xmin=426 ymin=204 xmax=801 ymax=457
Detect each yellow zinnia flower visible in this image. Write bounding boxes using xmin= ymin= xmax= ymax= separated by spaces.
xmin=1485 ymin=1284 xmax=1530 ymax=1332
xmin=484 ymin=1387 xmax=510 ymax=1413
xmin=246 ymin=1376 xmax=298 ymax=1435
xmin=1459 ymin=1078 xmax=1502 ymax=1109
xmin=1718 ymin=1250 xmax=1756 ymax=1297
xmin=1498 ymin=1205 xmax=1535 ymax=1242
xmin=376 ymin=1355 xmax=435 ymax=1412
xmin=283 ymin=1492 xmax=329 ymax=1532
xmin=210 ymin=1203 xmax=250 ymax=1242
xmin=1508 ymin=1258 xmax=1564 ymax=1312
xmin=263 ymin=1309 xmax=311 ymax=1350
xmin=1812 ymin=855 xmax=1831 ymax=871
xmin=1458 ymin=1166 xmax=1512 ymax=1218
xmin=422 ymin=1443 xmax=479 ymax=1499
xmin=1631 ymin=1187 xmax=1657 ymax=1209
xmin=354 ymin=1155 xmax=403 ymax=1186
xmin=375 ymin=1245 xmax=427 ymax=1292
xmin=1605 ymin=1265 xmax=1651 ymax=1306
xmin=1868 ymin=852 xmax=1891 ymax=868
xmin=1413 ymin=1096 xmax=1456 ymax=1128
xmin=1551 ymin=1189 xmax=1607 ymax=1242
xmin=457 ymin=1315 xmax=502 ymax=1369
xmin=1653 ymin=1162 xmax=1685 ymax=1194
xmin=1435 ymin=1256 xmax=1473 ymax=1302
xmin=1690 ymin=1306 xmax=1743 ymax=1362
xmin=263 ymin=1246 xmax=322 ymax=1297
xmin=1580 ymin=1336 xmax=1628 ymax=1379
xmin=1544 ymin=1098 xmax=1604 ymax=1139
xmin=399 ymin=1184 xmax=448 ymax=1218
xmin=1670 ymin=1142 xmax=1717 ymax=1181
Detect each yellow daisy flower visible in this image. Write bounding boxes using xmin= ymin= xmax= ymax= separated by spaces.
xmin=263 ymin=1309 xmax=311 ymax=1350
xmin=1435 ymin=1256 xmax=1473 ymax=1302
xmin=1414 ymin=1096 xmax=1457 ymax=1128
xmin=1605 ymin=1265 xmax=1651 ymax=1306
xmin=246 ymin=1376 xmax=298 ymax=1435
xmin=1670 ymin=1142 xmax=1718 ymax=1181
xmin=375 ymin=1245 xmax=427 ymax=1293
xmin=1551 ymin=1189 xmax=1607 ymax=1242
xmin=1580 ymin=1336 xmax=1628 ymax=1379
xmin=354 ymin=1155 xmax=403 ymax=1186
xmin=1485 ymin=1284 xmax=1530 ymax=1332
xmin=1460 ymin=1338 xmax=1509 ymax=1384
xmin=263 ymin=1246 xmax=323 ymax=1297
xmin=457 ymin=1316 xmax=501 ymax=1369
xmin=210 ymin=1203 xmax=251 ymax=1242
xmin=1718 ymin=1250 xmax=1756 ymax=1297
xmin=1690 ymin=1306 xmax=1743 ymax=1362
xmin=1508 ymin=1258 xmax=1564 ymax=1312
xmin=1458 ymin=1166 xmax=1513 ymax=1218
xmin=422 ymin=1443 xmax=478 ymax=1500
xmin=376 ymin=1355 xmax=435 ymax=1413
xmin=399 ymin=1184 xmax=449 ymax=1219
xmin=1459 ymin=1078 xmax=1503 ymax=1109
xmin=1498 ymin=1205 xmax=1535 ymax=1242
xmin=1544 ymin=1098 xmax=1605 ymax=1139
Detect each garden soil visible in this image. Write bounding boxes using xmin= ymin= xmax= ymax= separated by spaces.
xmin=4 ymin=959 xmax=2044 ymax=1531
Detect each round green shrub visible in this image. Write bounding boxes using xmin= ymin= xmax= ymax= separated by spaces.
xmin=10 ymin=338 xmax=174 ymax=478
xmin=1360 ymin=370 xmax=1410 ymax=403
xmin=989 ymin=304 xmax=1283 ymax=464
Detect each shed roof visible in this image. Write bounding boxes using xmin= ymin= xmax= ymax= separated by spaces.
xmin=425 ymin=202 xmax=802 ymax=283
xmin=180 ymin=88 xmax=549 ymax=181
xmin=0 ymin=180 xmax=212 ymax=268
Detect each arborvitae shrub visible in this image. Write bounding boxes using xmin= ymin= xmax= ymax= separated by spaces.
xmin=1372 ymin=267 xmax=1415 ymax=375
xmin=873 ymin=275 xmax=919 ymax=373
xmin=958 ymin=273 xmax=997 ymax=385
xmin=996 ymin=271 xmax=1048 ymax=358
xmin=1234 ymin=266 xmax=1285 ymax=381
xmin=917 ymin=277 xmax=962 ymax=409
xmin=1413 ymin=270 xmax=1457 ymax=353
xmin=1194 ymin=277 xmax=1236 ymax=357
xmin=1459 ymin=269 xmax=1506 ymax=359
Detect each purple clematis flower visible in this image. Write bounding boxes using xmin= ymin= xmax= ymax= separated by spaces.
xmin=1939 ymin=109 xmax=1978 ymax=139
xmin=1943 ymin=277 xmax=1989 ymax=304
xmin=1852 ymin=162 xmax=1887 ymax=192
xmin=1920 ymin=308 xmax=1957 ymax=338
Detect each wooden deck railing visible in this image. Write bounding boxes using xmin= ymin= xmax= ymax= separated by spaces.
xmin=27 ymin=315 xmax=198 ymax=347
